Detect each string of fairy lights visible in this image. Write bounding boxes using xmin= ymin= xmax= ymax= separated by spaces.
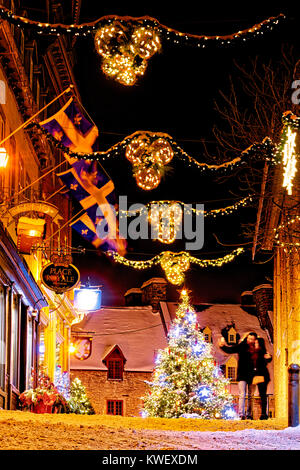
xmin=28 ymin=122 xmax=277 ymax=191
xmin=0 ymin=6 xmax=285 ymax=40
xmin=0 ymin=6 xmax=286 ymax=85
xmin=2 ymin=3 xmax=296 ymax=284
xmin=273 ymin=214 xmax=300 ymax=251
xmin=106 ymin=248 xmax=245 ymax=285
xmin=276 ymin=111 xmax=300 ymax=196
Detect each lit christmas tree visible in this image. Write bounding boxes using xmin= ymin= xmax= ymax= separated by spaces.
xmin=68 ymin=378 xmax=95 ymax=415
xmin=54 ymin=365 xmax=70 ymax=400
xmin=142 ymin=289 xmax=236 ymax=419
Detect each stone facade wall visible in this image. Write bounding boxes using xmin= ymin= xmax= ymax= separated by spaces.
xmin=273 ymin=247 xmax=300 ymax=419
xmin=70 ymin=369 xmax=152 ymax=416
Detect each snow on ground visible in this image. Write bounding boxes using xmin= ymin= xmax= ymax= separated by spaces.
xmin=0 ymin=410 xmax=299 ymax=450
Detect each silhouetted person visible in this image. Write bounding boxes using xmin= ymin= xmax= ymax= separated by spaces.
xmin=218 ymin=332 xmax=257 ymax=420
xmin=252 ymin=337 xmax=272 ymax=420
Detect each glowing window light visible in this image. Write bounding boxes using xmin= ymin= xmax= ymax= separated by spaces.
xmin=69 ymin=343 xmax=76 ymax=354
xmin=0 ymin=147 xmax=9 ymax=168
xmin=74 ymin=288 xmax=102 ymax=311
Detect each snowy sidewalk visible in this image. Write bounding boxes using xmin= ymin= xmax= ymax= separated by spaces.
xmin=0 ymin=411 xmax=299 ymax=450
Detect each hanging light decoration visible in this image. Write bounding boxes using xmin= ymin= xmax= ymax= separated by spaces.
xmin=94 ymin=22 xmax=128 ymax=57
xmin=130 ymin=26 xmax=161 ymax=59
xmin=94 ymin=20 xmax=162 ymax=86
xmin=125 ymin=135 xmax=149 ymax=165
xmin=282 ymin=126 xmax=298 ymax=195
xmin=16 ymin=216 xmax=45 ymax=254
xmin=160 ymin=251 xmax=190 ymax=285
xmin=101 ymin=51 xmax=147 ymax=86
xmin=134 ymin=166 xmax=161 ymax=190
xmin=149 ymin=202 xmax=182 ymax=244
xmin=107 ymin=248 xmax=245 ymax=285
xmin=150 ymin=138 xmax=174 ymax=166
xmin=125 ymin=135 xmax=174 ymax=190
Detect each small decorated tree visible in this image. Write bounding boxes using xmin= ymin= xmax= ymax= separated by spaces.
xmin=142 ymin=289 xmax=236 ymax=419
xmin=68 ymin=378 xmax=95 ymax=414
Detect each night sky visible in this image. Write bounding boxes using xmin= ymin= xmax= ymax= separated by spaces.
xmin=66 ymin=2 xmax=298 ymax=306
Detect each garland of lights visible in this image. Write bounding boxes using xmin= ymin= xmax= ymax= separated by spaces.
xmin=117 ymin=197 xmax=253 ymax=244
xmin=118 ymin=196 xmax=253 ymax=217
xmin=275 ymin=111 xmax=299 ymax=196
xmin=0 ymin=6 xmax=285 ymax=41
xmin=0 ymin=6 xmax=286 ymax=85
xmin=28 ymin=122 xmax=276 ymax=181
xmin=107 ymin=247 xmax=244 ymax=285
xmin=273 ymin=214 xmax=300 ymax=250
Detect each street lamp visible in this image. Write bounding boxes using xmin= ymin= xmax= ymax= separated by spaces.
xmin=74 ymin=286 xmax=102 ymax=311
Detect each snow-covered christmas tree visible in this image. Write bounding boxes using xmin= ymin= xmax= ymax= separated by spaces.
xmin=68 ymin=378 xmax=95 ymax=415
xmin=142 ymin=289 xmax=236 ymax=419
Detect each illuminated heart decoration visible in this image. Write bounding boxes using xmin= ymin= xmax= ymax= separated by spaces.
xmin=160 ymin=252 xmax=190 ymax=285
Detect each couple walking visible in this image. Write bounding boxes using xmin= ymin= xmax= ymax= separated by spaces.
xmin=219 ymin=331 xmax=272 ymax=420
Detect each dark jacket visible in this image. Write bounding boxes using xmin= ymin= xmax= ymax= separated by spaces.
xmin=252 ymin=349 xmax=272 ymax=384
xmin=220 ymin=339 xmax=256 ymax=384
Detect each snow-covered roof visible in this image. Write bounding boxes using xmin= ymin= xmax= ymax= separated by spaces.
xmin=160 ymin=302 xmax=274 ymax=366
xmin=70 ymin=301 xmax=273 ymax=389
xmin=71 ymin=306 xmax=167 ymax=372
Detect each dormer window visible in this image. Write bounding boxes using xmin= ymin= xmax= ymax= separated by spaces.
xmin=228 ymin=327 xmax=237 ymax=344
xmin=102 ymin=345 xmax=126 ymax=381
xmin=203 ymin=326 xmax=212 ymax=343
xmin=108 ymin=359 xmax=123 ymax=380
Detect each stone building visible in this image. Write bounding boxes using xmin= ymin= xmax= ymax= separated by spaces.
xmin=0 ymin=1 xmax=82 ymax=409
xmin=252 ymin=99 xmax=299 ymax=419
xmin=71 ymin=278 xmax=274 ymax=418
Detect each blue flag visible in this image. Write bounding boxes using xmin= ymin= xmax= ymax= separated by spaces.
xmin=40 ymin=98 xmax=126 ymax=254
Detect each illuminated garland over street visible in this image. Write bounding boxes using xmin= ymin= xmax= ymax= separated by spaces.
xmin=0 ymin=6 xmax=286 ymax=85
xmin=118 ymin=196 xmax=253 ymax=217
xmin=107 ymin=247 xmax=245 ymax=285
xmin=0 ymin=6 xmax=285 ymax=41
xmin=28 ymin=122 xmax=276 ymax=179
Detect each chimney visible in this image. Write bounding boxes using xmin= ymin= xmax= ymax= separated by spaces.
xmin=252 ymin=284 xmax=273 ymax=342
xmin=141 ymin=277 xmax=167 ymax=312
xmin=124 ymin=288 xmax=143 ymax=306
xmin=240 ymin=291 xmax=256 ymax=316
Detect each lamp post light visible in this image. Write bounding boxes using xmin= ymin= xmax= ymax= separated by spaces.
xmin=73 ymin=285 xmax=102 ymax=312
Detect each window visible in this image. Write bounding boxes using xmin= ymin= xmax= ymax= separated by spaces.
xmin=25 ymin=317 xmax=33 ymax=390
xmin=108 ymin=360 xmax=123 ymax=380
xmin=227 ymin=327 xmax=237 ymax=344
xmin=227 ymin=367 xmax=236 ymax=380
xmin=107 ymin=400 xmax=123 ymax=416
xmin=103 ymin=346 xmax=126 ymax=381
xmin=11 ymin=295 xmax=20 ymax=388
xmin=0 ymin=286 xmax=5 ymax=390
xmin=203 ymin=326 xmax=212 ymax=343
xmin=225 ymin=356 xmax=237 ymax=382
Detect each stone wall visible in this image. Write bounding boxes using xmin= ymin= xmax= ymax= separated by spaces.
xmin=141 ymin=278 xmax=167 ymax=312
xmin=70 ymin=369 xmax=152 ymax=416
